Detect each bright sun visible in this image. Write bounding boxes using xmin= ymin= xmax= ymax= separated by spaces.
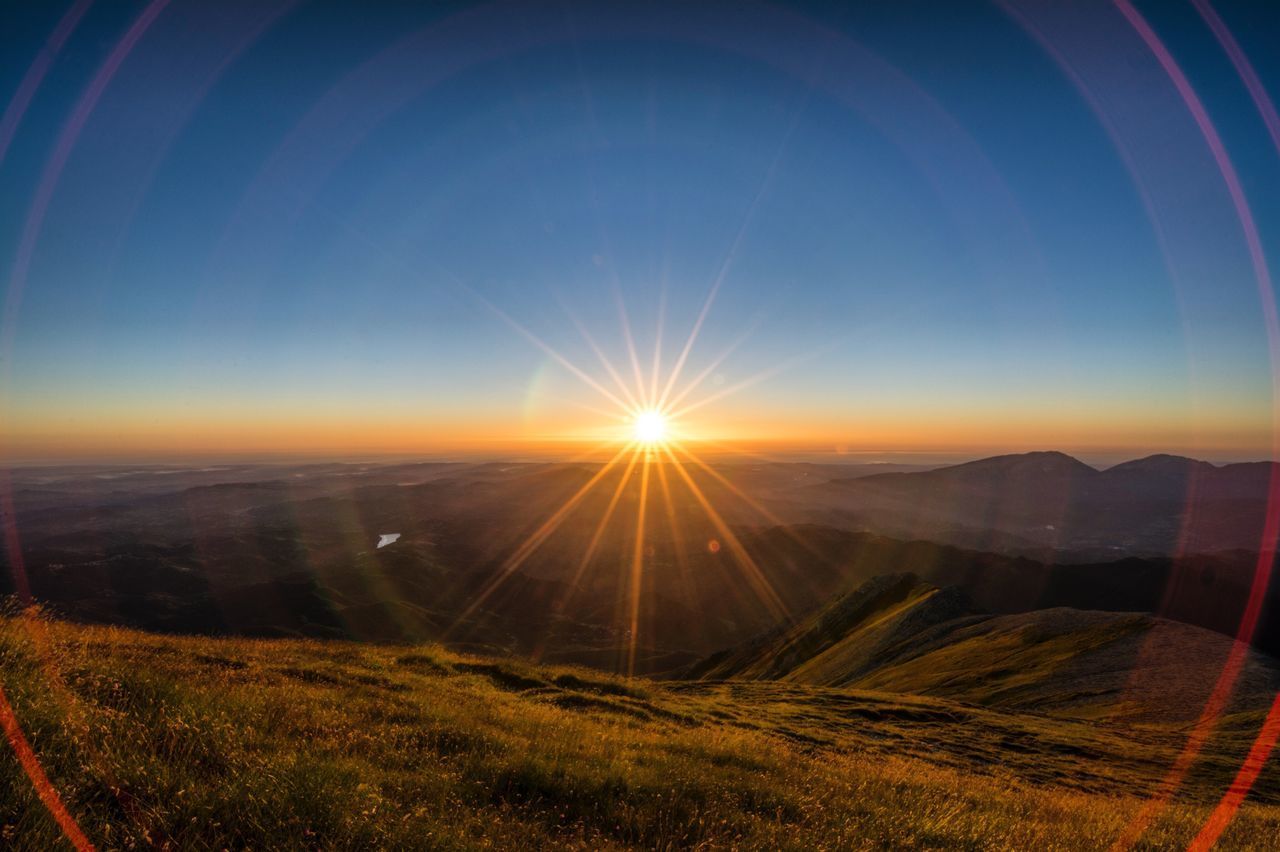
xmin=633 ymin=409 xmax=669 ymax=445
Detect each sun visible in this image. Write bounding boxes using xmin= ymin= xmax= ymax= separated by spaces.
xmin=466 ymin=279 xmax=797 ymax=676
xmin=632 ymin=409 xmax=669 ymax=445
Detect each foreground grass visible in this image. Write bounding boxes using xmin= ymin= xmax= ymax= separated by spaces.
xmin=0 ymin=615 xmax=1276 ymax=849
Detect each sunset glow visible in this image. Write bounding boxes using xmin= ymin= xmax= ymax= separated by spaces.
xmin=0 ymin=0 xmax=1276 ymax=466
xmin=632 ymin=410 xmax=669 ymax=445
xmin=4 ymin=2 xmax=1280 ymax=848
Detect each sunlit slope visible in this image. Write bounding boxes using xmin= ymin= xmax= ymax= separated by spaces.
xmin=685 ymin=573 xmax=976 ymax=683
xmin=1 ymin=615 xmax=1278 ymax=849
xmin=688 ymin=574 xmax=1280 ymax=723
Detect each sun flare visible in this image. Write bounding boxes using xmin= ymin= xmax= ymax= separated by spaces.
xmin=460 ymin=271 xmax=789 ymax=678
xmin=632 ymin=409 xmax=669 ymax=445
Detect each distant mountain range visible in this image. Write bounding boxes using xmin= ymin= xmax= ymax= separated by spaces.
xmin=2 ymin=453 xmax=1278 ymax=673
xmin=792 ymin=450 xmax=1278 ymax=558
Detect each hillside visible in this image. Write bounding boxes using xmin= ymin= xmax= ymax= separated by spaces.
xmin=688 ymin=574 xmax=1280 ymax=724
xmin=0 ymin=614 xmax=1278 ymax=849
xmin=738 ymin=526 xmax=1280 ymax=661
xmin=686 ymin=573 xmax=978 ymax=684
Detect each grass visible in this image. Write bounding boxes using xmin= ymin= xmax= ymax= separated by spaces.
xmin=0 ymin=613 xmax=1277 ymax=849
xmin=850 ymin=613 xmax=1151 ymax=705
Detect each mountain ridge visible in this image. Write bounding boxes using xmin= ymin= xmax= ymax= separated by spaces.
xmin=688 ymin=573 xmax=1280 ymax=724
xmin=801 ymin=450 xmax=1280 ymax=557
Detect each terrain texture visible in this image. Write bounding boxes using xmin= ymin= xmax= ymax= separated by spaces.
xmin=0 ymin=613 xmax=1278 ymax=850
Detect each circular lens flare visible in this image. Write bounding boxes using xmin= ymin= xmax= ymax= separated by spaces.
xmin=633 ymin=409 xmax=668 ymax=445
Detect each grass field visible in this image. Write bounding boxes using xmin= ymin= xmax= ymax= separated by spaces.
xmin=0 ymin=612 xmax=1277 ymax=849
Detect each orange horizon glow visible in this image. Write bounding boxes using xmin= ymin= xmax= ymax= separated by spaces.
xmin=1 ymin=274 xmax=1275 ymax=464
xmin=1 ymin=407 xmax=1274 ymax=463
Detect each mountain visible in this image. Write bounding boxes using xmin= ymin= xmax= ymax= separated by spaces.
xmin=689 ymin=574 xmax=1280 ymax=723
xmin=5 ymin=457 xmax=1280 ymax=674
xmin=5 ymin=458 xmax=1280 ymax=846
xmin=2 ymin=613 xmax=1277 ymax=849
xmin=1104 ymin=454 xmax=1276 ymax=500
xmin=800 ymin=451 xmax=1279 ymax=557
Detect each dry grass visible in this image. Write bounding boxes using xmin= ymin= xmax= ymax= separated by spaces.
xmin=0 ymin=614 xmax=1276 ymax=849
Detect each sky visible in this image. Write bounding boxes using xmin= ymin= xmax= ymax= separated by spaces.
xmin=2 ymin=0 xmax=1280 ymax=463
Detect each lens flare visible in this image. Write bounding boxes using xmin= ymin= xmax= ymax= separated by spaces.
xmin=459 ymin=265 xmax=792 ymax=680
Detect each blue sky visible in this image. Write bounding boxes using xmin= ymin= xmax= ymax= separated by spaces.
xmin=2 ymin=0 xmax=1279 ymax=460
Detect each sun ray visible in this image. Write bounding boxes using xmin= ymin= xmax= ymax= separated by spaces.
xmin=654 ymin=457 xmax=705 ymax=648
xmin=471 ymin=291 xmax=634 ymax=413
xmin=561 ymin=302 xmax=645 ymax=414
xmin=447 ymin=442 xmax=635 ymax=634
xmin=528 ymin=390 xmax=635 ymax=428
xmin=531 ymin=446 xmax=642 ymax=662
xmin=626 ymin=448 xmax=653 ymax=676
xmin=649 ymin=285 xmax=666 ymax=407
xmin=656 ymin=278 xmax=721 ymax=412
xmin=668 ymin=342 xmax=835 ymax=421
xmin=662 ymin=443 xmax=789 ymax=622
xmin=669 ymin=443 xmax=792 ymax=531
xmin=560 ymin=398 xmax=635 ymax=424
xmin=670 ymin=441 xmax=830 ymax=563
xmin=662 ymin=313 xmax=765 ymax=414
xmin=547 ymin=445 xmax=643 ymax=622
xmin=614 ymin=286 xmax=650 ymax=409
xmin=555 ymin=437 xmax=640 ymax=467
xmin=656 ymin=97 xmax=805 ymax=410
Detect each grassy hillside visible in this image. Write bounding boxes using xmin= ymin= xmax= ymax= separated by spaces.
xmin=687 ymin=573 xmax=975 ymax=684
xmin=690 ymin=574 xmax=1280 ymax=724
xmin=0 ymin=613 xmax=1278 ymax=849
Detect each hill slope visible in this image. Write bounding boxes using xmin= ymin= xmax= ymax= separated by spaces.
xmin=0 ymin=614 xmax=1278 ymax=849
xmin=690 ymin=574 xmax=1280 ymax=723
xmin=687 ymin=573 xmax=978 ymax=683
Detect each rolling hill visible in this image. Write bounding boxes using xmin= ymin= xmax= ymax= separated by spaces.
xmin=688 ymin=574 xmax=1280 ymax=724
xmin=0 ymin=613 xmax=1277 ymax=849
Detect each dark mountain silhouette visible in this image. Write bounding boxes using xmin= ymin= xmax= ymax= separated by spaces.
xmin=800 ymin=450 xmax=1278 ymax=558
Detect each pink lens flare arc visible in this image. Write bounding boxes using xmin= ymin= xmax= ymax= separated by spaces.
xmin=3 ymin=0 xmax=172 ymax=371
xmin=2 ymin=2 xmax=173 ymax=847
xmin=1184 ymin=0 xmax=1280 ymax=840
xmin=996 ymin=0 xmax=1280 ymax=843
xmin=1188 ymin=692 xmax=1280 ymax=851
xmin=1191 ymin=0 xmax=1280 ymax=160
xmin=0 ymin=684 xmax=95 ymax=851
xmin=1100 ymin=0 xmax=1280 ymax=846
xmin=0 ymin=0 xmax=93 ymax=166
